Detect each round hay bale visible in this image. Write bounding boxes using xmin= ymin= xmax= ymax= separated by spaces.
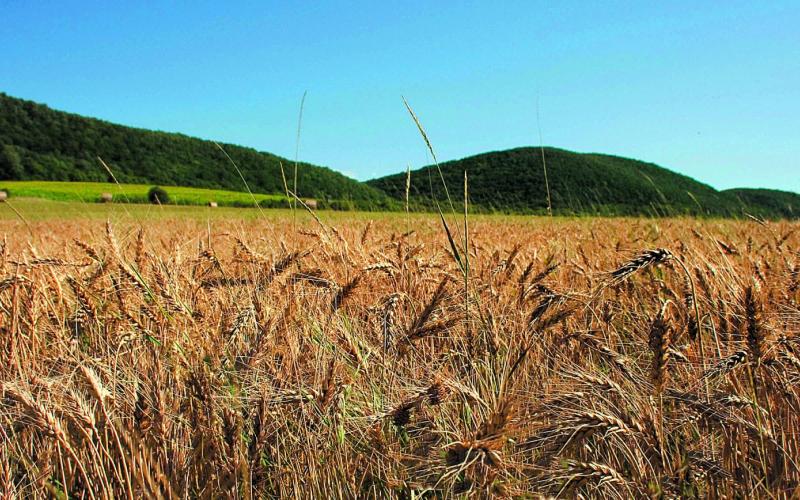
xmin=100 ymin=192 xmax=113 ymax=203
xmin=208 ymin=201 xmax=218 ymax=208
xmin=0 ymin=191 xmax=7 ymax=202
xmin=305 ymin=199 xmax=318 ymax=210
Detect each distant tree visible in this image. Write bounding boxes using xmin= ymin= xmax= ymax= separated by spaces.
xmin=148 ymin=186 xmax=170 ymax=204
xmin=0 ymin=144 xmax=23 ymax=179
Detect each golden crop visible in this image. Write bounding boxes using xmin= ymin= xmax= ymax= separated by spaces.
xmin=1 ymin=214 xmax=798 ymax=498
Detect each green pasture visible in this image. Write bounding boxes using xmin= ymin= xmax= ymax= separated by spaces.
xmin=0 ymin=181 xmax=287 ymax=207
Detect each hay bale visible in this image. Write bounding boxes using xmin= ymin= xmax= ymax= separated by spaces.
xmin=305 ymin=199 xmax=318 ymax=210
xmin=100 ymin=192 xmax=113 ymax=203
xmin=208 ymin=201 xmax=218 ymax=208
xmin=0 ymin=191 xmax=7 ymax=202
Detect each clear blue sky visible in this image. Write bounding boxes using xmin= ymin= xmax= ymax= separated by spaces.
xmin=2 ymin=1 xmax=798 ymax=191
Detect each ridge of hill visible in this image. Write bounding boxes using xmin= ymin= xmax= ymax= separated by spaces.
xmin=2 ymin=92 xmax=796 ymax=218
xmin=367 ymin=147 xmax=799 ymax=218
xmin=0 ymin=92 xmax=395 ymax=210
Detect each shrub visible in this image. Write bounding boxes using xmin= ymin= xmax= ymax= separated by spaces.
xmin=147 ymin=186 xmax=170 ymax=204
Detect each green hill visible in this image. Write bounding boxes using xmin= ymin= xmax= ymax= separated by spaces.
xmin=0 ymin=92 xmax=395 ymax=210
xmin=2 ymin=92 xmax=796 ymax=218
xmin=367 ymin=147 xmax=800 ymax=218
xmin=723 ymin=188 xmax=799 ymax=219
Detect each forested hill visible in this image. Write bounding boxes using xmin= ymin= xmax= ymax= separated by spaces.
xmin=367 ymin=147 xmax=800 ymax=218
xmin=722 ymin=188 xmax=799 ymax=219
xmin=2 ymin=92 xmax=797 ymax=218
xmin=0 ymin=93 xmax=394 ymax=208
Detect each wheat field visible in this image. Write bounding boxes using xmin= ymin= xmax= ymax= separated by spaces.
xmin=0 ymin=213 xmax=798 ymax=498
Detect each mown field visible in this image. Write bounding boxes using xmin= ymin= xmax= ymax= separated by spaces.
xmin=0 ymin=197 xmax=272 ymax=222
xmin=0 ymin=206 xmax=798 ymax=498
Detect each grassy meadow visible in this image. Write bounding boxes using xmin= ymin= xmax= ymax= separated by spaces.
xmin=0 ymin=202 xmax=798 ymax=498
xmin=0 ymin=181 xmax=289 ymax=207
